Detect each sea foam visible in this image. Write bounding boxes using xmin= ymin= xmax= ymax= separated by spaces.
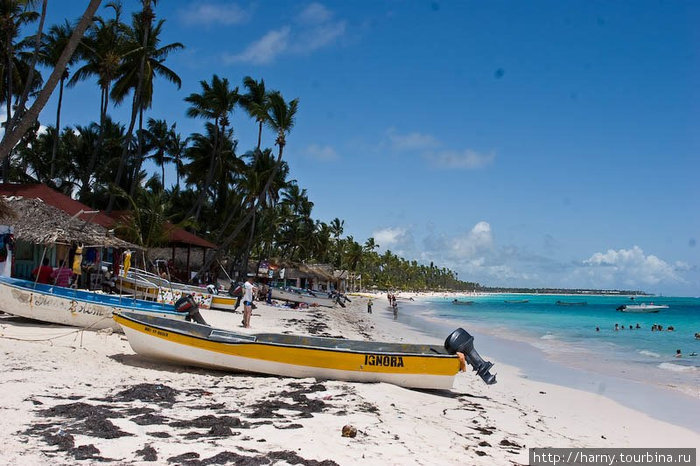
xmin=657 ymin=362 xmax=697 ymax=373
xmin=638 ymin=350 xmax=661 ymax=358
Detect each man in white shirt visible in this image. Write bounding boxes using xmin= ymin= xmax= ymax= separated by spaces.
xmin=242 ymin=275 xmax=257 ymax=328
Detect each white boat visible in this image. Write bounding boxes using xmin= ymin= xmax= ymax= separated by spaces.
xmin=617 ymin=303 xmax=668 ymax=313
xmin=269 ymin=286 xmax=337 ymax=307
xmin=116 ymin=268 xmax=231 ymax=310
xmin=113 ymin=311 xmax=497 ymax=389
xmin=0 ymin=276 xmax=187 ymax=331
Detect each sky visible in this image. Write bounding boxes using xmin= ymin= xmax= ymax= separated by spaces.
xmin=32 ymin=1 xmax=700 ymax=296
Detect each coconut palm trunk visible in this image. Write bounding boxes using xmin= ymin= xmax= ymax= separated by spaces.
xmin=49 ymin=70 xmax=67 ymax=179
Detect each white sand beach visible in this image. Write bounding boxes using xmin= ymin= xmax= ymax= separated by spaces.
xmin=1 ymin=294 xmax=698 ymax=465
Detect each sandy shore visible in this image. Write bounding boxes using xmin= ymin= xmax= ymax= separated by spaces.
xmin=1 ymin=294 xmax=698 ymax=465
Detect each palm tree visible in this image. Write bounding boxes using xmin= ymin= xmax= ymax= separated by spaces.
xmin=39 ymin=20 xmax=74 ymax=179
xmin=69 ymin=1 xmax=125 ymax=201
xmin=183 ymin=122 xmax=243 ymax=226
xmin=0 ymin=0 xmax=102 ymax=164
xmin=239 ymin=76 xmax=268 ymax=151
xmin=167 ymin=127 xmax=186 ymax=188
xmin=142 ymin=117 xmax=173 ymax=187
xmin=363 ymin=237 xmax=378 ymax=253
xmin=0 ymin=0 xmax=40 ymax=180
xmin=108 ymin=1 xmax=183 ymax=206
xmin=184 ymin=74 xmax=239 ymax=221
xmin=196 ymin=91 xmax=297 ymax=278
xmin=330 ymin=217 xmax=344 ymax=240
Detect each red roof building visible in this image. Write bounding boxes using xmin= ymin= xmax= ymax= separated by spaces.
xmin=0 ymin=184 xmax=216 ymax=249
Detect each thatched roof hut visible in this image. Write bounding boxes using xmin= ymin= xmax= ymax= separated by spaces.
xmin=1 ymin=196 xmax=137 ymax=248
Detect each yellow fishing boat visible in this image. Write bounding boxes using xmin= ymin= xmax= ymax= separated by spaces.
xmin=113 ymin=311 xmax=496 ymax=389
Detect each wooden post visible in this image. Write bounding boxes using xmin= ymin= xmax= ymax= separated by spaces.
xmin=186 ymin=244 xmax=191 ymax=281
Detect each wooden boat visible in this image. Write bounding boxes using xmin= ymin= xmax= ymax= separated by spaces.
xmin=555 ymin=300 xmax=587 ymax=306
xmin=617 ymin=303 xmax=668 ymax=313
xmin=269 ymin=287 xmax=337 ymax=307
xmin=113 ymin=311 xmax=497 ymax=389
xmin=0 ymin=276 xmax=186 ymax=331
xmin=504 ymin=299 xmax=529 ymax=304
xmin=452 ymin=299 xmax=474 ymax=305
xmin=117 ymin=268 xmax=233 ymax=311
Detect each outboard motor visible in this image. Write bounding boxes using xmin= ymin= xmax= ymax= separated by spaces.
xmin=444 ymin=328 xmax=496 ymax=385
xmin=174 ymin=294 xmax=208 ymax=325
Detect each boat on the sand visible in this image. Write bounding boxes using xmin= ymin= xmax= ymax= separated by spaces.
xmin=617 ymin=303 xmax=668 ymax=313
xmin=113 ymin=311 xmax=497 ymax=389
xmin=269 ymin=286 xmax=338 ymax=307
xmin=117 ymin=267 xmax=232 ymax=310
xmin=0 ymin=276 xmax=187 ymax=331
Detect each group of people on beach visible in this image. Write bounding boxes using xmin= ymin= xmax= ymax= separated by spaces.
xmin=31 ymin=258 xmax=74 ymax=287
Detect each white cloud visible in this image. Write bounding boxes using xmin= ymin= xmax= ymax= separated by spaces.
xmin=225 ymin=27 xmax=291 ymax=65
xmin=297 ymin=3 xmax=332 ymax=24
xmin=373 ymin=227 xmax=409 ymax=249
xmin=423 ymin=149 xmax=495 ymax=169
xmin=385 ymin=128 xmax=439 ymax=152
xmin=178 ymin=2 xmax=251 ymax=26
xmin=383 ymin=128 xmax=494 ymax=170
xmin=582 ymin=245 xmax=684 ymax=287
xmin=450 ymin=221 xmax=494 ymax=259
xmin=291 ymin=21 xmax=346 ymax=55
xmin=303 ymin=144 xmax=339 ymax=161
xmin=225 ymin=3 xmax=345 ymax=65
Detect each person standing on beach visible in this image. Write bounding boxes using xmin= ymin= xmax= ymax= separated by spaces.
xmin=367 ymin=299 xmax=373 ymax=314
xmin=242 ymin=275 xmax=257 ymax=328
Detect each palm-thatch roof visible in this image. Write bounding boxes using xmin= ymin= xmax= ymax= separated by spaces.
xmin=0 ymin=197 xmax=17 ymax=221
xmin=1 ymin=196 xmax=138 ymax=248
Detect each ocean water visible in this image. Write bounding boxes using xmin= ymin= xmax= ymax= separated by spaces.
xmin=391 ymin=294 xmax=700 ymax=399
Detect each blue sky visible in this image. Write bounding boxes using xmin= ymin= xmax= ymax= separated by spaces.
xmin=36 ymin=1 xmax=699 ymax=295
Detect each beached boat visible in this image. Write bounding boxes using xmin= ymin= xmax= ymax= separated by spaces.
xmin=269 ymin=287 xmax=337 ymax=307
xmin=617 ymin=303 xmax=668 ymax=313
xmin=452 ymin=299 xmax=474 ymax=305
xmin=113 ymin=311 xmax=497 ymax=389
xmin=0 ymin=276 xmax=187 ymax=331
xmin=117 ymin=268 xmax=232 ymax=310
xmin=504 ymin=299 xmax=529 ymax=304
xmin=555 ymin=300 xmax=587 ymax=306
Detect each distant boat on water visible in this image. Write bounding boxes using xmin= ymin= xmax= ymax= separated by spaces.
xmin=452 ymin=299 xmax=474 ymax=305
xmin=617 ymin=303 xmax=668 ymax=313
xmin=504 ymin=299 xmax=529 ymax=304
xmin=555 ymin=300 xmax=587 ymax=306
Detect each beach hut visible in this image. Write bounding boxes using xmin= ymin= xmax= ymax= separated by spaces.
xmin=0 ymin=184 xmax=217 ymax=283
xmin=0 ymin=195 xmax=137 ymax=288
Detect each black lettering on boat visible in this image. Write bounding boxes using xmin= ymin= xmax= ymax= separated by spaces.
xmin=363 ymin=354 xmax=404 ymax=368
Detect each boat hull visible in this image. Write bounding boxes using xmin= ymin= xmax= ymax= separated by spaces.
xmin=117 ymin=273 xmax=231 ymax=310
xmin=270 ymin=287 xmax=336 ymax=307
xmin=0 ymin=277 xmax=185 ymax=331
xmin=619 ymin=305 xmax=667 ymax=313
xmin=114 ymin=312 xmax=460 ymax=389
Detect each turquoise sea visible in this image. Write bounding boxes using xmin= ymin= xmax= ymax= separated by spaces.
xmin=387 ymin=293 xmax=700 ymax=428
